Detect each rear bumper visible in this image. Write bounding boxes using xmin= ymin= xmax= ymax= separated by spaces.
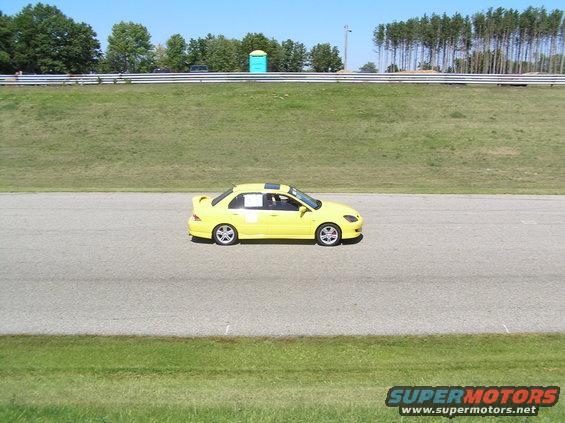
xmin=188 ymin=219 xmax=213 ymax=239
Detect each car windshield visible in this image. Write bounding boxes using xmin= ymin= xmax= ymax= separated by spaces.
xmin=211 ymin=188 xmax=233 ymax=206
xmin=288 ymin=187 xmax=321 ymax=209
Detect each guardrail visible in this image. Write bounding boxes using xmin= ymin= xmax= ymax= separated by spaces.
xmin=1 ymin=72 xmax=564 ymax=85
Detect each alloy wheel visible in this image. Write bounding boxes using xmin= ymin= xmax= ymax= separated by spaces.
xmin=216 ymin=225 xmax=235 ymax=244
xmin=319 ymin=225 xmax=339 ymax=245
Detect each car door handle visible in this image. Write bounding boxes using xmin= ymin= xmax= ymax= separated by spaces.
xmin=270 ymin=214 xmax=278 ymax=217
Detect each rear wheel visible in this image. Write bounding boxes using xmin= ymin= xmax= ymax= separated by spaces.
xmin=213 ymin=224 xmax=238 ymax=245
xmin=316 ymin=223 xmax=341 ymax=246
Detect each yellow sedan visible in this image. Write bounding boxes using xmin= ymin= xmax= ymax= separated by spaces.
xmin=188 ymin=183 xmax=363 ymax=246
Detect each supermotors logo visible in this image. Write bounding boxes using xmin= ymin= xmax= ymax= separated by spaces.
xmin=385 ymin=386 xmax=559 ymax=418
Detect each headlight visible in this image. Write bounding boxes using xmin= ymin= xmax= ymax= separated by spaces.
xmin=343 ymin=215 xmax=358 ymax=222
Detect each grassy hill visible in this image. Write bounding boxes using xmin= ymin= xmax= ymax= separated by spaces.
xmin=1 ymin=334 xmax=563 ymax=421
xmin=1 ymin=83 xmax=563 ymax=193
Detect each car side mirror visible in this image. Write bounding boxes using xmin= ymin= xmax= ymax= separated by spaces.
xmin=299 ymin=206 xmax=307 ymax=215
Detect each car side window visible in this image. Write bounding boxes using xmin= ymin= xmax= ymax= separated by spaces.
xmin=228 ymin=194 xmax=243 ymax=209
xmin=265 ymin=194 xmax=301 ymax=211
xmin=228 ymin=193 xmax=266 ymax=210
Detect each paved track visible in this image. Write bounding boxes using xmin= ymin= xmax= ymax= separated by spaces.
xmin=1 ymin=193 xmax=563 ymax=336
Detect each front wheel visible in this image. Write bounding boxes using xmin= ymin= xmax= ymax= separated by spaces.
xmin=213 ymin=224 xmax=238 ymax=245
xmin=316 ymin=223 xmax=341 ymax=246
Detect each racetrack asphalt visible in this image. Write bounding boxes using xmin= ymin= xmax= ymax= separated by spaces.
xmin=0 ymin=193 xmax=563 ymax=336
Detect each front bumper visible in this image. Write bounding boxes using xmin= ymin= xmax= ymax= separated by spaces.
xmin=341 ymin=216 xmax=363 ymax=239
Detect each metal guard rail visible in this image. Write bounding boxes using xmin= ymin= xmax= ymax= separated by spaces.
xmin=1 ymin=72 xmax=564 ymax=85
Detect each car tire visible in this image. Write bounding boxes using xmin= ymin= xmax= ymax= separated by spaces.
xmin=213 ymin=224 xmax=238 ymax=246
xmin=316 ymin=223 xmax=341 ymax=246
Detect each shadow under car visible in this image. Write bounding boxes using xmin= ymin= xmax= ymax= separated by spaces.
xmin=190 ymin=234 xmax=363 ymax=246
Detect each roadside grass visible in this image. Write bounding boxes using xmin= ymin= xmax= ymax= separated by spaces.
xmin=0 ymin=334 xmax=563 ymax=422
xmin=0 ymin=83 xmax=564 ymax=193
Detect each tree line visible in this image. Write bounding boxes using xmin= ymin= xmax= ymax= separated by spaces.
xmin=374 ymin=6 xmax=565 ymax=74
xmin=0 ymin=3 xmax=343 ymax=74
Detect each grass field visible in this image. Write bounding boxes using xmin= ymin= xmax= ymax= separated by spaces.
xmin=0 ymin=83 xmax=564 ymax=193
xmin=0 ymin=334 xmax=563 ymax=422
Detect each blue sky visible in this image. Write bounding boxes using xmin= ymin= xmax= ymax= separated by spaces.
xmin=3 ymin=0 xmax=563 ymax=70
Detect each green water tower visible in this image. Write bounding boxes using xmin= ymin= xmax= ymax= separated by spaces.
xmin=249 ymin=50 xmax=268 ymax=73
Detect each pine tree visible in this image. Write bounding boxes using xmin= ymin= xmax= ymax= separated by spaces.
xmin=372 ymin=6 xmax=564 ymax=74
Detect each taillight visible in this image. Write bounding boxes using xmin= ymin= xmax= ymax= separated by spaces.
xmin=192 ymin=214 xmax=201 ymax=221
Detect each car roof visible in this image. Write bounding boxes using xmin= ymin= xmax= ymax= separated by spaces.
xmin=233 ymin=183 xmax=291 ymax=193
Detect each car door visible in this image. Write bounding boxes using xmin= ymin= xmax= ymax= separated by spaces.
xmin=227 ymin=192 xmax=269 ymax=236
xmin=265 ymin=194 xmax=311 ymax=237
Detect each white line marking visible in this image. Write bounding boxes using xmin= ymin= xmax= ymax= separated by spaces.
xmin=502 ymin=323 xmax=510 ymax=334
xmin=225 ymin=324 xmax=230 ymax=335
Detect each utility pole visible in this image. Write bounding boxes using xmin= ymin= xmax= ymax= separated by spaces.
xmin=344 ymin=25 xmax=351 ymax=71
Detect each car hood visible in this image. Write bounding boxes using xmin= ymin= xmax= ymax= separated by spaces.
xmin=318 ymin=200 xmax=360 ymax=217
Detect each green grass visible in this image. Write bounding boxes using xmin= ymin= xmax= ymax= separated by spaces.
xmin=0 ymin=83 xmax=564 ymax=193
xmin=0 ymin=334 xmax=563 ymax=422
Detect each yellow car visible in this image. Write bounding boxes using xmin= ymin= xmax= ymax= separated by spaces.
xmin=188 ymin=183 xmax=363 ymax=246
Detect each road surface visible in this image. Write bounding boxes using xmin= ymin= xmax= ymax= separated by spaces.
xmin=1 ymin=193 xmax=563 ymax=336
